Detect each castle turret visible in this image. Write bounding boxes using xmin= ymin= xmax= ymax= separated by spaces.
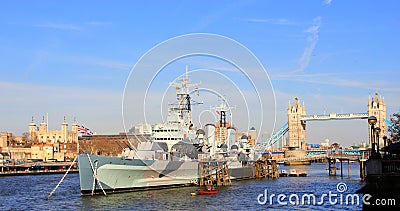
xmin=61 ymin=116 xmax=68 ymax=143
xmin=72 ymin=117 xmax=78 ymax=133
xmin=71 ymin=117 xmax=79 ymax=143
xmin=39 ymin=116 xmax=47 ymax=132
xmin=29 ymin=116 xmax=37 ymax=143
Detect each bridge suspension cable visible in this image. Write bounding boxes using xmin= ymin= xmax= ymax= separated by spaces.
xmin=255 ymin=122 xmax=288 ymax=150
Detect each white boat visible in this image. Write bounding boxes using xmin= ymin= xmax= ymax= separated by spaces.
xmin=289 ymin=169 xmax=297 ymax=177
xmin=279 ymin=169 xmax=288 ymax=177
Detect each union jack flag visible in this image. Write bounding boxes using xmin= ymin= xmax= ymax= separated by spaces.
xmin=78 ymin=125 xmax=94 ymax=136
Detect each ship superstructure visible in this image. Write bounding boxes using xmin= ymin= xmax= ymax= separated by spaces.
xmin=77 ymin=67 xmax=256 ymax=195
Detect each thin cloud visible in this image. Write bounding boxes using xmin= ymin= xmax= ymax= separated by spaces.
xmin=271 ymin=72 xmax=398 ymax=92
xmin=240 ymin=18 xmax=295 ymax=25
xmin=89 ymin=59 xmax=131 ymax=71
xmin=39 ymin=53 xmax=132 ymax=72
xmin=85 ymin=21 xmax=112 ymax=26
xmin=34 ymin=21 xmax=112 ymax=31
xmin=0 ymin=81 xmax=124 ymax=135
xmin=294 ymin=16 xmax=322 ymax=73
xmin=34 ymin=23 xmax=81 ymax=31
xmin=323 ymin=0 xmax=333 ymax=5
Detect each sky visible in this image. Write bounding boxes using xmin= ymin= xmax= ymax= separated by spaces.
xmin=1 ymin=0 xmax=399 ymax=147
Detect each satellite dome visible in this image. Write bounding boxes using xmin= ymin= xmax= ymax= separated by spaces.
xmin=231 ymin=145 xmax=239 ymax=150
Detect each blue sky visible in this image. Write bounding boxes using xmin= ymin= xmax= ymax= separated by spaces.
xmin=1 ymin=0 xmax=399 ymax=146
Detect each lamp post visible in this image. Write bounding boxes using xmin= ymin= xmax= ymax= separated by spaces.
xmin=368 ymin=116 xmax=377 ymax=157
xmin=375 ymin=127 xmax=381 ymax=158
xmin=383 ymin=135 xmax=387 ymax=157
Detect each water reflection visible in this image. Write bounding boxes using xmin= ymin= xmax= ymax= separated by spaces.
xmin=0 ymin=163 xmax=365 ymax=210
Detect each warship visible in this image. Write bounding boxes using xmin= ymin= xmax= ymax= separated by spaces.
xmin=77 ymin=68 xmax=258 ymax=195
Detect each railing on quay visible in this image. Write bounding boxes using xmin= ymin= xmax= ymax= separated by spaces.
xmin=382 ymin=160 xmax=400 ymax=174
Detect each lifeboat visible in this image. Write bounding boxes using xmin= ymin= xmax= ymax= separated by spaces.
xmin=197 ymin=185 xmax=219 ymax=195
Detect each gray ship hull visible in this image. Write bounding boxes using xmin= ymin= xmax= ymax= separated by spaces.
xmin=78 ymin=154 xmax=255 ymax=195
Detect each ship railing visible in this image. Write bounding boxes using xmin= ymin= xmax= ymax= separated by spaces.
xmin=382 ymin=160 xmax=400 ymax=174
xmin=198 ymin=153 xmax=227 ymax=162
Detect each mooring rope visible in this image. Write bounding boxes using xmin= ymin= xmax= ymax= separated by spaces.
xmin=46 ymin=156 xmax=77 ymax=200
xmin=87 ymin=154 xmax=107 ymax=196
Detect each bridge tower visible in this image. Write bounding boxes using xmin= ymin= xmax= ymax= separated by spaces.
xmin=288 ymin=97 xmax=307 ymax=150
xmin=368 ymin=90 xmax=386 ymax=148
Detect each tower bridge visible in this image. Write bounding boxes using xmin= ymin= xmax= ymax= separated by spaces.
xmin=259 ymin=91 xmax=387 ymax=150
xmin=286 ymin=90 xmax=386 ymax=150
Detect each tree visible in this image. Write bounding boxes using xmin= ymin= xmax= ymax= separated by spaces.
xmin=389 ymin=112 xmax=400 ymax=142
xmin=22 ymin=132 xmax=30 ymax=143
xmin=331 ymin=142 xmax=340 ymax=149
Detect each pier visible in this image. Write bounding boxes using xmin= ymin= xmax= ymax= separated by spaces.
xmin=275 ymin=152 xmax=366 ymax=179
xmin=255 ymin=159 xmax=279 ymax=179
xmin=0 ymin=161 xmax=77 ymax=177
xmin=198 ymin=155 xmax=232 ymax=187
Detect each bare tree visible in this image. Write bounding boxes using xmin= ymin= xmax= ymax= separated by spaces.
xmin=22 ymin=132 xmax=31 ymax=147
xmin=22 ymin=132 xmax=29 ymax=142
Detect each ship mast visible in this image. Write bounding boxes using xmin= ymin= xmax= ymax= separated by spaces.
xmin=170 ymin=66 xmax=199 ymax=129
xmin=213 ymin=96 xmax=234 ymax=146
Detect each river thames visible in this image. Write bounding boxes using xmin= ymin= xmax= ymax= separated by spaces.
xmin=0 ymin=163 xmax=365 ymax=210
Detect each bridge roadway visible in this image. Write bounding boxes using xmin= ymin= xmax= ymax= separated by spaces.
xmin=276 ymin=153 xmax=360 ymax=163
xmin=258 ymin=112 xmax=369 ymax=149
xmin=300 ymin=112 xmax=368 ymax=121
